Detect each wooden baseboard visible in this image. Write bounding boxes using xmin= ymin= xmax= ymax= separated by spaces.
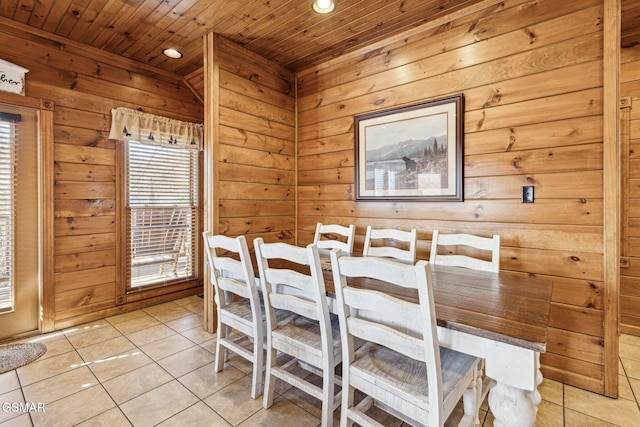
xmin=52 ymin=287 xmax=202 ymax=331
xmin=620 ymin=324 xmax=640 ymax=337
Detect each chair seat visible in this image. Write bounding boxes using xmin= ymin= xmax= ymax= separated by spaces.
xmin=220 ymin=297 xmax=254 ymax=320
xmin=351 ymin=342 xmax=479 ymax=413
xmin=272 ymin=313 xmax=342 ymax=363
xmin=222 ymin=298 xmax=294 ymax=335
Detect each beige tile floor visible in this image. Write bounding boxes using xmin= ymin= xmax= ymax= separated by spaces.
xmin=1 ymin=295 xmax=640 ymax=426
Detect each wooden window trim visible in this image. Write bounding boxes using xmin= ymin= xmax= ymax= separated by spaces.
xmin=115 ymin=141 xmax=203 ymax=306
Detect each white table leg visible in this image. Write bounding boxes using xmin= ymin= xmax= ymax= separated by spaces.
xmin=488 ymin=368 xmax=542 ymax=427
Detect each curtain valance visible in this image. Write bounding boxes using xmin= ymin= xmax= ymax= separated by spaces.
xmin=109 ymin=107 xmax=203 ymax=150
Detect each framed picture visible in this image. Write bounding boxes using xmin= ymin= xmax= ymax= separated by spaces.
xmin=354 ymin=94 xmax=464 ymax=202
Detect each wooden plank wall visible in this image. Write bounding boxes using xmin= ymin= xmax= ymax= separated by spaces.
xmin=0 ymin=17 xmax=203 ymax=329
xmin=296 ymin=0 xmax=607 ymax=394
xmin=621 ymin=45 xmax=640 ymax=336
xmin=212 ymin=36 xmax=296 ymax=245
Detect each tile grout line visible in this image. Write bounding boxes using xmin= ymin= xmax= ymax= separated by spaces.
xmin=6 ymin=297 xmax=639 ymax=426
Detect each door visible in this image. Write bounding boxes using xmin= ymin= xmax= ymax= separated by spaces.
xmin=0 ymin=104 xmax=40 ymax=340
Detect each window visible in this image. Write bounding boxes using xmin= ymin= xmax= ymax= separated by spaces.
xmin=0 ymin=106 xmax=38 ymax=324
xmin=126 ymin=141 xmax=200 ymax=288
xmin=110 ymin=107 xmax=203 ymax=294
xmin=0 ymin=115 xmax=17 ymax=311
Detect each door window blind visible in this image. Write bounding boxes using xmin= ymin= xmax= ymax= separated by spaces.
xmin=0 ymin=113 xmax=20 ymax=311
xmin=126 ymin=140 xmax=199 ymax=288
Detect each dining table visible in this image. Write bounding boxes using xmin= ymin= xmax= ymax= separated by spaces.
xmin=242 ymin=249 xmax=553 ymax=426
xmin=316 ymin=255 xmax=554 ymax=427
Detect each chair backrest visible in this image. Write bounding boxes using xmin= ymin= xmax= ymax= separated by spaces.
xmin=253 ymin=238 xmax=331 ymax=330
xmin=362 ymin=226 xmax=417 ymax=263
xmin=313 ymin=223 xmax=356 ymax=255
xmin=330 ymin=250 xmax=444 ymax=421
xmin=202 ymin=232 xmax=260 ymax=311
xmin=165 ymin=209 xmax=189 ymax=252
xmin=429 ymin=230 xmax=500 ymax=273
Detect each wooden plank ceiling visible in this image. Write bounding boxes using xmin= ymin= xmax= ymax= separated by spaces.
xmin=0 ymin=1 xmax=637 ymax=77
xmin=0 ymin=0 xmax=488 ymax=76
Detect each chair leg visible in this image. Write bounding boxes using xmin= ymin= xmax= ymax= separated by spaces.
xmin=463 ymin=363 xmax=481 ymax=426
xmin=321 ymin=367 xmax=335 ymax=427
xmin=475 ymin=366 xmax=483 ymax=426
xmin=251 ymin=331 xmax=264 ymax=399
xmin=263 ymin=347 xmax=277 ymax=409
xmin=223 ymin=325 xmax=232 ymax=362
xmin=171 ymin=254 xmax=179 ymax=274
xmin=475 ymin=360 xmax=486 ymax=426
xmin=341 ymin=384 xmax=354 ymax=427
xmin=214 ymin=320 xmax=225 ymax=373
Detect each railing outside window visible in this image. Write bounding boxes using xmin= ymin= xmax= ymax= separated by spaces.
xmin=127 ymin=206 xmax=196 ymax=287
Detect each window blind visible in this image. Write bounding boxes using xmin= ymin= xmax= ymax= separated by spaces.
xmin=0 ymin=113 xmax=20 ymax=311
xmin=126 ymin=140 xmax=199 ymax=288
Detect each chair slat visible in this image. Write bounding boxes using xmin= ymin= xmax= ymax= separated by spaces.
xmin=431 ymin=254 xmax=494 ymax=272
xmin=343 ymin=286 xmax=421 ymax=321
xmin=268 ymin=293 xmax=320 ymax=321
xmin=211 ymin=256 xmax=242 ymax=275
xmin=347 ymin=317 xmax=425 ymax=362
xmin=338 ymin=255 xmax=421 ymax=289
xmin=217 ymin=277 xmax=251 ymax=299
xmin=264 ymin=268 xmax=317 ymax=295
xmin=259 ymin=241 xmax=310 ymax=265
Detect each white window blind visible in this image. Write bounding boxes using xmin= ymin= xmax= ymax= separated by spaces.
xmin=127 ymin=140 xmax=199 ymax=288
xmin=0 ymin=113 xmax=19 ymax=311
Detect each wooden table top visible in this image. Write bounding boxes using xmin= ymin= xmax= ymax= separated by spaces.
xmin=318 ymin=259 xmax=553 ymax=353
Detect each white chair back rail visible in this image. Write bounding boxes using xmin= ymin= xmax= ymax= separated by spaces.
xmin=429 ymin=230 xmax=500 ymax=273
xmin=363 ymin=226 xmax=417 ymax=263
xmin=314 ymin=222 xmax=356 ymax=255
xmin=210 ymin=257 xmax=252 ymax=299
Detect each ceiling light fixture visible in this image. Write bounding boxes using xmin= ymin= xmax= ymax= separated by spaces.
xmin=312 ymin=0 xmax=335 ymax=14
xmin=162 ymin=48 xmax=183 ymax=59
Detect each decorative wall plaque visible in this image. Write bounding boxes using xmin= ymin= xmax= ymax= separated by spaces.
xmin=0 ymin=59 xmax=28 ymax=96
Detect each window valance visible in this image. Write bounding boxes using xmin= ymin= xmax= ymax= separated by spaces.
xmin=109 ymin=107 xmax=203 ymax=150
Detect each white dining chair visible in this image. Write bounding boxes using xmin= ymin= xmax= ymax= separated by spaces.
xmin=330 ymin=250 xmax=482 ymax=427
xmin=202 ymin=232 xmax=266 ymax=399
xmin=314 ymin=222 xmax=356 ymax=255
xmin=429 ymin=229 xmax=501 ymax=409
xmin=429 ymin=230 xmax=500 ymax=273
xmin=254 ymin=238 xmax=342 ymax=427
xmin=362 ymin=226 xmax=417 ymax=263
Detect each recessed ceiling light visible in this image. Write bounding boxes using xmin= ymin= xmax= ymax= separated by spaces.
xmin=162 ymin=48 xmax=183 ymax=59
xmin=312 ymin=0 xmax=335 ymax=14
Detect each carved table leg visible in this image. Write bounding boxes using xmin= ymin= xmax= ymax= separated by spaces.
xmin=527 ymin=368 xmax=544 ymax=406
xmin=488 ymin=380 xmax=539 ymax=427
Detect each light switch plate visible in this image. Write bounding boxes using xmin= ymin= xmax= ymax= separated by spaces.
xmin=522 ymin=186 xmax=534 ymax=203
